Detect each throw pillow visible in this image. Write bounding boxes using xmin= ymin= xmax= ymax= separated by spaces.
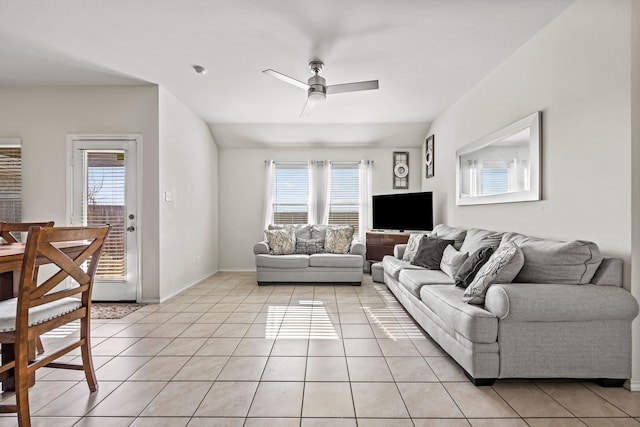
xmin=440 ymin=245 xmax=469 ymax=278
xmin=268 ymin=224 xmax=312 ymax=240
xmin=454 ymin=246 xmax=494 ymax=288
xmin=295 ymin=238 xmax=325 ymax=255
xmin=402 ymin=233 xmax=426 ymax=262
xmin=463 ymin=242 xmax=520 ymax=304
xmin=325 ymin=225 xmax=355 ymax=254
xmin=265 ymin=228 xmax=296 ymax=255
xmin=411 ymin=236 xmax=453 ymax=269
xmin=493 ymin=243 xmax=524 ymax=283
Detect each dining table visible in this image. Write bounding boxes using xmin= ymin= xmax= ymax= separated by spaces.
xmin=0 ymin=241 xmax=90 ymax=391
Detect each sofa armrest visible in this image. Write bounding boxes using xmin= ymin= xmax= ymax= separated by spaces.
xmin=590 ymin=257 xmax=623 ymax=287
xmin=394 ymin=244 xmax=407 ymax=259
xmin=253 ymin=241 xmax=270 ymax=255
xmin=350 ymin=240 xmax=366 ymax=257
xmin=484 ymin=283 xmax=639 ymax=322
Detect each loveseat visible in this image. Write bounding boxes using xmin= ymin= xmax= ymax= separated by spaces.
xmin=254 ymin=224 xmax=365 ymax=285
xmin=381 ymin=224 xmax=639 ymax=386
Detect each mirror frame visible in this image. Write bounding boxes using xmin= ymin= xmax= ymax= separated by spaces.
xmin=456 ymin=111 xmax=541 ymax=206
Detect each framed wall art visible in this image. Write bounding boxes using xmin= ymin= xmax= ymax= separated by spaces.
xmin=425 ymin=135 xmax=434 ymax=178
xmin=392 ymin=151 xmax=409 ymax=189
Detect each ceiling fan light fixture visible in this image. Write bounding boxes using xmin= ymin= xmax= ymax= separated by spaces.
xmin=308 ymin=90 xmax=326 ymax=103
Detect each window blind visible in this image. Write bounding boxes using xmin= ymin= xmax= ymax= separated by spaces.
xmin=82 ymin=151 xmax=126 ymax=280
xmin=272 ymin=163 xmax=309 ymax=225
xmin=328 ymin=163 xmax=360 ymax=236
xmin=480 ymin=168 xmax=510 ymax=195
xmin=0 ymin=142 xmax=22 ymax=223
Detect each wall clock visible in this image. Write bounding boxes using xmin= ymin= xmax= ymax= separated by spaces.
xmin=393 ymin=151 xmax=409 ymax=189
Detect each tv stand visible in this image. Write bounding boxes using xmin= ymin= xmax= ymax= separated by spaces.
xmin=365 ymin=231 xmax=410 ymax=263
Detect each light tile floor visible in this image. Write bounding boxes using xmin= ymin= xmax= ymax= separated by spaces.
xmin=1 ymin=272 xmax=639 ymax=426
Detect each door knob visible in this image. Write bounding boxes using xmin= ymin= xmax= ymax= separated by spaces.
xmin=127 ymin=226 xmax=135 ymax=232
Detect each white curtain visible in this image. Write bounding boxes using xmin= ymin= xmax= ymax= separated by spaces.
xmin=262 ymin=159 xmax=275 ymax=231
xmin=309 ymin=160 xmax=330 ymax=224
xmin=359 ymin=160 xmax=373 ymax=241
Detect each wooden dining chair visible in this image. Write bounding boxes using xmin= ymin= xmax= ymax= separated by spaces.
xmin=0 ymin=221 xmax=55 ymax=355
xmin=0 ymin=221 xmax=54 ymax=244
xmin=0 ymin=225 xmax=110 ymax=427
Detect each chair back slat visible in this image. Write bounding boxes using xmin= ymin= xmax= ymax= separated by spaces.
xmin=0 ymin=221 xmax=54 ymax=244
xmin=16 ymin=226 xmax=110 ymax=327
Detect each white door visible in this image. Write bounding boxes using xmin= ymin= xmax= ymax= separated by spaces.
xmin=68 ymin=136 xmax=140 ymax=301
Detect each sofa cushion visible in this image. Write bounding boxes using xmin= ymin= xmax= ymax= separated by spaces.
xmin=459 ymin=228 xmax=503 ymax=255
xmin=269 ymin=224 xmax=312 ymax=240
xmin=256 ymin=254 xmax=309 ymax=268
xmin=399 ymin=269 xmax=454 ymax=298
xmin=402 ymin=233 xmax=426 ymax=262
xmin=454 ymin=246 xmax=494 ymax=288
xmin=411 ymin=236 xmax=453 ymax=269
xmin=265 ymin=228 xmax=296 ymax=255
xmin=440 ymin=245 xmax=469 ymax=278
xmin=463 ymin=242 xmax=520 ymax=304
xmin=501 ymin=232 xmax=603 ymax=284
xmin=382 ymin=255 xmax=425 ymax=280
xmin=309 ymin=254 xmax=363 ymax=268
xmin=325 ymin=225 xmax=355 ymax=254
xmin=430 ymin=224 xmax=467 ymax=250
xmin=311 ymin=225 xmax=329 ymax=239
xmin=420 ymin=285 xmax=498 ymax=343
xmin=295 ymin=238 xmax=325 ymax=255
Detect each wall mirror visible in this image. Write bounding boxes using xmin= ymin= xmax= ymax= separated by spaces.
xmin=456 ymin=112 xmax=541 ymax=205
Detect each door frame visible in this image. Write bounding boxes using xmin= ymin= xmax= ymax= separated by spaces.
xmin=66 ymin=134 xmax=143 ymax=302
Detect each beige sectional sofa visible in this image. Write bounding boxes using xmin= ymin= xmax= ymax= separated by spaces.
xmin=381 ymin=224 xmax=639 ymax=386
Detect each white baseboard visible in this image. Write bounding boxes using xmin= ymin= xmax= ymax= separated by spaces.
xmin=217 ymin=268 xmax=256 ymax=272
xmin=139 ymin=270 xmax=219 ymax=305
xmin=627 ymin=379 xmax=640 ymax=391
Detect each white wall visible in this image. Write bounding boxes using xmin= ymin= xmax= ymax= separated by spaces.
xmin=630 ymin=0 xmax=640 ymax=390
xmin=0 ymin=85 xmax=161 ymax=301
xmin=158 ymin=88 xmax=219 ymax=300
xmin=423 ymin=0 xmax=631 ymax=257
xmin=422 ymin=0 xmax=637 ymax=382
xmin=219 ymin=146 xmax=422 ymax=270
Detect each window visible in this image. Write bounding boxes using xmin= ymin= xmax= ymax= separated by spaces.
xmin=0 ymin=139 xmax=22 ymax=223
xmin=272 ymin=162 xmax=309 ymax=224
xmin=268 ymin=160 xmax=370 ymax=237
xmin=328 ymin=163 xmax=360 ymax=235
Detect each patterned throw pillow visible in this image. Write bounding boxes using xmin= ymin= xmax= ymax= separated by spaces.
xmin=440 ymin=245 xmax=469 ymax=278
xmin=463 ymin=242 xmax=520 ymax=304
xmin=325 ymin=225 xmax=355 ymax=254
xmin=454 ymin=246 xmax=494 ymax=288
xmin=265 ymin=228 xmax=296 ymax=255
xmin=295 ymin=238 xmax=325 ymax=255
xmin=410 ymin=236 xmax=454 ymax=269
xmin=402 ymin=233 xmax=425 ymax=262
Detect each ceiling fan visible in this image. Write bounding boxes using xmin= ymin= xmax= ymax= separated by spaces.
xmin=262 ymin=60 xmax=379 ymax=116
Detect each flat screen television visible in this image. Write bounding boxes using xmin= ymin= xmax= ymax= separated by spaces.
xmin=372 ymin=192 xmax=433 ymax=232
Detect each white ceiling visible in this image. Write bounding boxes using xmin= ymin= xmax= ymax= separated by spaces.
xmin=0 ymin=0 xmax=573 ymax=148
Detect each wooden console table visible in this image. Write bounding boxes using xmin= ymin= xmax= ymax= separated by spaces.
xmin=365 ymin=231 xmax=410 ymax=262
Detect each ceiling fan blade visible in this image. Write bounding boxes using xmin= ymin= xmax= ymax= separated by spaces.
xmin=300 ymin=96 xmax=318 ymax=117
xmin=262 ymin=69 xmax=309 ymax=90
xmin=326 ymin=80 xmax=379 ymax=95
